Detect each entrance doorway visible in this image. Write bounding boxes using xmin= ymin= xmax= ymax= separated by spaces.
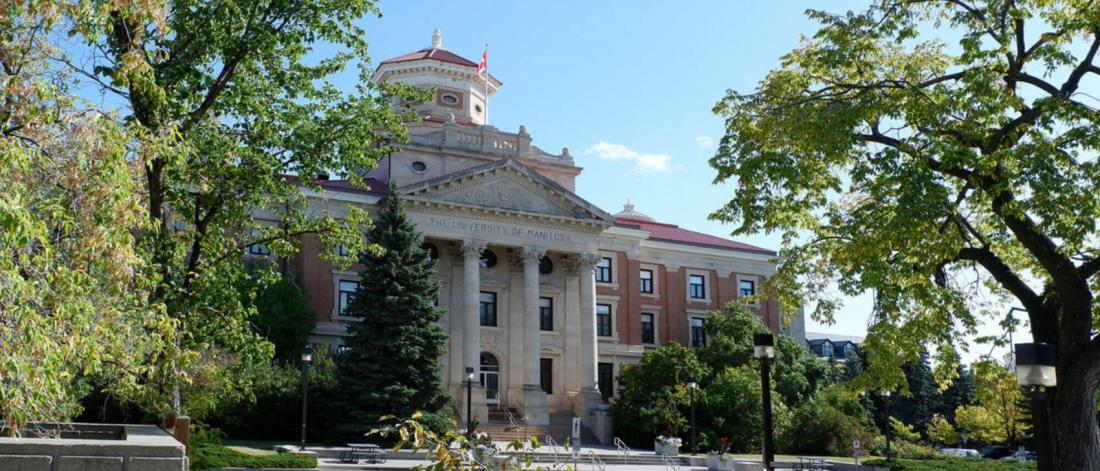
xmin=480 ymin=352 xmax=500 ymax=405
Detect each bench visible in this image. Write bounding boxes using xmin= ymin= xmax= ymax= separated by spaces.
xmin=795 ymin=457 xmax=832 ymax=471
xmin=338 ymin=443 xmax=388 ymax=464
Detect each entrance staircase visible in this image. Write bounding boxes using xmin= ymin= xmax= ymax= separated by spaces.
xmin=478 ymin=407 xmax=600 ymax=446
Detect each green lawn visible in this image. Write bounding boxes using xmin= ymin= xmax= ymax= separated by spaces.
xmin=190 ymin=444 xmax=317 ymax=470
xmin=725 ymin=453 xmax=878 ymax=464
xmin=863 ymin=457 xmax=1037 ymax=470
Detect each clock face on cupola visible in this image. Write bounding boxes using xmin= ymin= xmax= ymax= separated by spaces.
xmin=371 ymin=29 xmax=501 ymax=127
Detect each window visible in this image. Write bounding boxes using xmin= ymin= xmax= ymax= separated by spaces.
xmin=540 ymin=358 xmax=553 ymax=394
xmin=640 ymin=269 xmax=653 ymax=294
xmin=739 ymin=279 xmax=756 ymax=297
xmin=247 ymin=228 xmax=271 ymax=256
xmin=596 ymin=303 xmax=612 ymax=337
xmin=539 ymin=297 xmax=554 ymax=331
xmin=595 ymin=257 xmax=612 ymax=283
xmin=479 ymin=291 xmax=497 ymax=326
xmin=641 ymin=313 xmax=655 ymax=344
xmin=598 ymin=362 xmax=614 ymax=402
xmin=337 ymin=244 xmax=350 ymax=257
xmin=338 ymin=280 xmax=360 ymax=315
xmin=440 ymin=93 xmax=459 ymax=105
xmin=822 ymin=341 xmax=834 ymax=358
xmin=480 ymin=249 xmax=497 ymax=269
xmin=689 ymin=274 xmax=706 ymax=299
xmin=539 ymin=256 xmax=553 ymax=275
xmin=410 ymin=160 xmax=428 ymax=172
xmin=690 ymin=317 xmax=706 ymax=348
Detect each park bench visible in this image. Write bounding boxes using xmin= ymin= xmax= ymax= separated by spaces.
xmin=338 ymin=443 xmax=388 ymax=464
xmin=794 ymin=456 xmax=832 ymax=470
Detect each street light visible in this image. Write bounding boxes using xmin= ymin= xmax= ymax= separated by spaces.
xmin=300 ymin=344 xmax=313 ymax=451
xmin=754 ymin=333 xmax=776 ymax=471
xmin=880 ymin=390 xmax=892 ymax=462
xmin=465 ymin=367 xmax=476 ymax=436
xmin=687 ymin=379 xmax=698 ymax=455
xmin=1016 ymin=342 xmax=1056 ymax=471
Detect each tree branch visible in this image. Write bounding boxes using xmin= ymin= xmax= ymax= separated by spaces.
xmin=953 ymin=247 xmax=1043 ymax=311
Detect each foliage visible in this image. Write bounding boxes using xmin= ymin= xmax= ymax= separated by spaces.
xmin=613 ymin=342 xmax=708 ymax=446
xmin=927 ymin=414 xmax=961 ymax=447
xmin=955 ymin=405 xmax=1007 ymax=445
xmin=189 ymin=445 xmax=317 ymax=470
xmin=935 ymin=362 xmax=977 ymax=424
xmin=869 ymin=436 xmax=940 ymax=460
xmin=710 ymin=1 xmax=1100 ymax=465
xmin=780 ymin=386 xmax=879 ymax=456
xmin=971 ymin=360 xmax=1030 ymax=446
xmin=38 ymin=0 xmax=426 ymax=418
xmin=890 ymin=417 xmax=922 ymax=443
xmin=697 ymin=366 xmax=790 ymax=454
xmin=249 ymin=275 xmax=315 ymax=363
xmin=333 ymin=186 xmax=451 ymax=441
xmin=0 ymin=1 xmax=169 ymax=433
xmin=864 ymin=457 xmax=1036 ymax=471
xmin=893 ymin=351 xmax=939 ymax=435
xmin=372 ymin=413 xmax=562 ymax=471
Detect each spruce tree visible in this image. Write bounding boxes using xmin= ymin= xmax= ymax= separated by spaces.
xmin=334 ymin=186 xmax=450 ymax=439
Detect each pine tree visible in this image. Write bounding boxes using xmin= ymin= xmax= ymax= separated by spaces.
xmin=895 ymin=350 xmax=938 ymax=435
xmin=334 ymin=186 xmax=450 ymax=439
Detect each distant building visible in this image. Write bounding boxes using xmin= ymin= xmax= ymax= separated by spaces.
xmin=805 ymin=331 xmax=864 ymax=362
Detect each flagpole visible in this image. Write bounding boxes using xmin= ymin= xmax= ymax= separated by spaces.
xmin=488 ymin=42 xmax=492 ymax=124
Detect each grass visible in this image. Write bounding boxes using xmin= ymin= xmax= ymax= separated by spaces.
xmin=863 ymin=457 xmax=1038 ymax=470
xmin=725 ymin=453 xmax=879 ymax=464
xmin=190 ymin=444 xmax=317 ymax=470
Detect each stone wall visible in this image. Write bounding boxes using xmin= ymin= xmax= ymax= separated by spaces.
xmin=0 ymin=423 xmax=186 ymax=471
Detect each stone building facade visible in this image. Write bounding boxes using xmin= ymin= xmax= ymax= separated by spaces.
xmin=285 ymin=30 xmax=801 ymax=442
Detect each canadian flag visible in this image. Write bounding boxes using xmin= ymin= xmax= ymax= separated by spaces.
xmin=477 ymin=47 xmax=487 ymax=78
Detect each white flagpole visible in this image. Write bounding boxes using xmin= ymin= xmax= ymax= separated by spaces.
xmin=483 ymin=43 xmax=489 ymax=125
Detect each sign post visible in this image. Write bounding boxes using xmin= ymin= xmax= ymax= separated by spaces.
xmin=853 ymin=439 xmax=861 ymax=465
xmin=571 ymin=417 xmax=581 ymax=465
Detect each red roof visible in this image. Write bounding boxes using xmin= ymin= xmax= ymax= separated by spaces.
xmin=316 ymin=178 xmax=388 ymax=195
xmin=614 ymin=216 xmax=776 ymax=255
xmin=380 ymin=48 xmax=478 ymax=68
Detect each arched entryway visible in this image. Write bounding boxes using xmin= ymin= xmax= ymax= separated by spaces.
xmin=480 ymin=352 xmax=500 ymax=405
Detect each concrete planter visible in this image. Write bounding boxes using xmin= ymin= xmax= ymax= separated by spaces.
xmin=706 ymin=454 xmax=737 ymax=470
xmin=0 ymin=422 xmax=186 ymax=471
xmin=654 ymin=437 xmax=682 ymax=456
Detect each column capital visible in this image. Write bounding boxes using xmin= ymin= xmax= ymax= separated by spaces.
xmin=563 ymin=252 xmax=602 ymax=276
xmin=457 ymin=240 xmax=487 ymax=259
xmin=520 ymin=246 xmax=546 ymax=264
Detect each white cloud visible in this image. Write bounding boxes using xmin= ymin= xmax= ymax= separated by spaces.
xmin=695 ymin=136 xmax=714 ymax=149
xmin=584 ymin=141 xmax=671 ymax=173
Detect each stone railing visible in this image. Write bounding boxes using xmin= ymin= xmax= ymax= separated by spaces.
xmin=411 ymin=117 xmax=573 ymax=163
xmin=0 ymin=423 xmax=187 ymax=471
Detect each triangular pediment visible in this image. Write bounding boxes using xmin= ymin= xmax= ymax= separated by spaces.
xmin=403 ymin=159 xmax=613 ymax=224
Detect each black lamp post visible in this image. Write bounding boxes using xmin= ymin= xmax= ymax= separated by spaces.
xmin=465 ymin=366 xmax=475 ymax=436
xmin=880 ymin=390 xmax=892 ymax=461
xmin=687 ymin=379 xmax=698 ymax=455
xmin=300 ymin=344 xmax=312 ymax=451
xmin=1015 ymin=342 xmax=1056 ymax=471
xmin=754 ymin=333 xmax=776 ymax=471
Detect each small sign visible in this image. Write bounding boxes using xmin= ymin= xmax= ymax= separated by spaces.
xmin=1017 ymin=446 xmax=1027 ymax=464
xmin=853 ymin=439 xmax=860 ymax=449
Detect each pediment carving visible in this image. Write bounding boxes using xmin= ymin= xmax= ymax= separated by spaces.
xmin=425 ymin=173 xmax=580 ymax=218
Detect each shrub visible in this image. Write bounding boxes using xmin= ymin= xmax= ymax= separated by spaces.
xmin=190 ymin=445 xmax=317 ymax=470
xmin=863 ymin=457 xmax=1036 ymax=471
xmin=780 ymin=386 xmax=878 ymax=456
xmin=869 ymin=435 xmax=940 ymax=460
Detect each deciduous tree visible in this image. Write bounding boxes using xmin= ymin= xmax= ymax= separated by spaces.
xmin=711 ymin=1 xmax=1100 ymax=466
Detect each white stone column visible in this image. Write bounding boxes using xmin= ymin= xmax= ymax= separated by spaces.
xmin=577 ymin=252 xmax=601 ymax=392
xmin=458 ymin=240 xmax=487 ymax=425
xmin=520 ymin=247 xmax=549 ymax=425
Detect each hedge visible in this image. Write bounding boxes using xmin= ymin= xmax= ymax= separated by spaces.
xmin=190 ymin=445 xmax=317 ymax=470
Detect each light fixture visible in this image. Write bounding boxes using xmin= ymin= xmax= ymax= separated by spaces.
xmin=753 ymin=333 xmax=775 ymax=359
xmin=302 ymin=344 xmax=313 ymax=363
xmin=1015 ymin=343 xmax=1057 ymax=387
xmin=687 ymin=380 xmax=698 ymax=390
xmin=880 ymin=390 xmax=891 ymax=398
xmin=466 ymin=366 xmax=476 ymax=382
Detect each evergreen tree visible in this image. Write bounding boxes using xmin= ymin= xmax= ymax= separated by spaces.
xmin=935 ymin=363 xmax=976 ymax=424
xmin=894 ymin=350 xmax=938 ymax=435
xmin=334 ymin=186 xmax=450 ymax=439
xmin=251 ymin=275 xmax=315 ymax=363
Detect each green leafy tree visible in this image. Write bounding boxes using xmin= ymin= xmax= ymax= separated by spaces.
xmin=927 ymin=414 xmax=961 ymax=447
xmin=973 ymin=360 xmax=1030 ymax=446
xmin=935 ymin=362 xmax=977 ymax=424
xmin=0 ymin=2 xmax=169 ymax=434
xmin=333 ymin=186 xmax=450 ymax=440
xmin=955 ymin=404 xmax=1005 ymax=444
xmin=50 ymin=0 xmax=422 ymax=416
xmin=710 ymin=1 xmax=1100 ymax=466
xmin=781 ymin=386 xmax=879 ymax=456
xmin=250 ymin=275 xmax=315 ymax=363
xmin=890 ymin=417 xmax=922 ymax=443
xmin=612 ymin=343 xmax=709 ymax=447
xmin=894 ymin=350 xmax=939 ymax=435
xmin=698 ymin=366 xmax=789 ymax=454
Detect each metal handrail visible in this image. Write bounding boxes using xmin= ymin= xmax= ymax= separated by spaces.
xmin=613 ymin=437 xmax=631 ymax=455
xmin=661 ymin=453 xmax=681 ymax=471
xmin=544 ymin=435 xmax=560 ymax=466
xmin=586 ymin=450 xmax=607 ymax=471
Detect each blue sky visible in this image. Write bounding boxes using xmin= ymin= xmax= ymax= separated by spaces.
xmin=356 ymin=0 xmax=881 ymax=339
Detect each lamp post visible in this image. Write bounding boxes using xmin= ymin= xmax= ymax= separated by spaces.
xmin=687 ymin=379 xmax=698 ymax=455
xmin=754 ymin=333 xmax=776 ymax=471
xmin=465 ymin=367 xmax=475 ymax=436
xmin=1015 ymin=342 xmax=1056 ymax=471
xmin=880 ymin=390 xmax=892 ymax=462
xmin=299 ymin=344 xmax=312 ymax=451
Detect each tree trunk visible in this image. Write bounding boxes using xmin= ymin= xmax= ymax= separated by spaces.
xmin=1051 ymin=351 xmax=1100 ymax=469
